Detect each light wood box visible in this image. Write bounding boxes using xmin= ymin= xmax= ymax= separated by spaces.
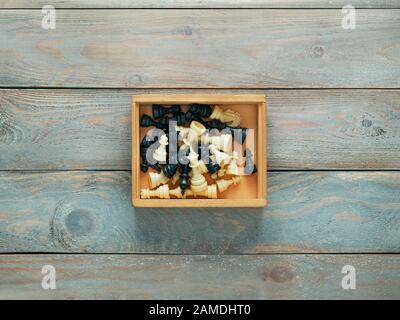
xmin=132 ymin=95 xmax=267 ymax=207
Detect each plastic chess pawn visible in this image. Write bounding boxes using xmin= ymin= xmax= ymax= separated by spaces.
xmin=201 ymin=133 xmax=232 ymax=152
xmin=209 ymin=105 xmax=241 ymax=127
xmin=226 ymin=151 xmax=239 ymax=176
xmin=162 ymin=163 xmax=179 ymax=178
xmin=194 ymin=184 xmax=217 ymax=199
xmin=216 ymin=176 xmax=241 ymax=193
xmin=152 ymin=104 xmax=181 ymax=120
xmin=169 ymin=186 xmax=194 ymax=199
xmin=244 ymin=148 xmax=257 ymax=174
xmin=148 ymin=171 xmax=169 ymax=189
xmin=209 ymin=145 xmax=231 ymax=167
xmin=141 ymin=184 xmax=170 ymax=199
xmin=187 ymin=150 xmax=208 ymax=193
xmin=153 ymin=134 xmax=168 ymax=163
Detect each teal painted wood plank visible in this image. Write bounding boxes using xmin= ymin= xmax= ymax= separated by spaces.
xmin=0 ymin=171 xmax=399 ymax=253
xmin=0 ymin=0 xmax=397 ymax=8
xmin=1 ymin=89 xmax=399 ymax=170
xmin=0 ymin=10 xmax=399 ymax=88
xmin=0 ymin=254 xmax=399 ymax=299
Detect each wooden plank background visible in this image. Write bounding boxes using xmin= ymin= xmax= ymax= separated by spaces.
xmin=0 ymin=171 xmax=399 ymax=254
xmin=1 ymin=254 xmax=399 ymax=299
xmin=1 ymin=89 xmax=399 ymax=170
xmin=0 ymin=2 xmax=399 ymax=299
xmin=1 ymin=10 xmax=399 ymax=88
xmin=1 ymin=0 xmax=399 ymax=9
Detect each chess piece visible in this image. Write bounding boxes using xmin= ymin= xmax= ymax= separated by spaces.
xmin=194 ymin=184 xmax=217 ymax=199
xmin=141 ymin=184 xmax=170 ymax=199
xmin=190 ymin=120 xmax=206 ymax=137
xmin=152 ymin=104 xmax=181 ymax=120
xmin=227 ymin=127 xmax=249 ymax=145
xmin=187 ymin=150 xmax=207 ymax=193
xmin=216 ymin=176 xmax=241 ymax=193
xmin=244 ymin=148 xmax=257 ymax=174
xmin=140 ymin=114 xmax=164 ymax=129
xmin=201 ymin=133 xmax=232 ymax=152
xmin=149 ymin=171 xmax=170 ymax=189
xmin=188 ymin=104 xmax=212 ymax=118
xmin=159 ymin=112 xmax=185 ymax=128
xmin=162 ymin=163 xmax=180 ymax=178
xmin=185 ymin=104 xmax=212 ymax=122
xmin=140 ymin=135 xmax=161 ymax=172
xmin=170 ymin=186 xmax=194 ymax=199
xmin=226 ymin=151 xmax=239 ymax=176
xmin=207 ymin=154 xmax=221 ymax=176
xmin=211 ymin=168 xmax=226 ymax=180
xmin=209 ymin=105 xmax=241 ymax=127
xmin=209 ymin=145 xmax=231 ymax=167
xmin=179 ymin=163 xmax=190 ymax=195
xmin=204 ymin=119 xmax=227 ymax=131
xmin=153 ymin=134 xmax=168 ymax=162
xmin=198 ymin=160 xmax=208 ymax=174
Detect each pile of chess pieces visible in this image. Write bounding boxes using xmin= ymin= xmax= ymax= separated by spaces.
xmin=139 ymin=104 xmax=257 ymax=199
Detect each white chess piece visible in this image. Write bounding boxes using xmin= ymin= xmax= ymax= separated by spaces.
xmin=187 ymin=149 xmax=208 ymax=193
xmin=209 ymin=145 xmax=231 ymax=167
xmin=190 ymin=120 xmax=206 ymax=137
xmin=141 ymin=184 xmax=170 ymax=199
xmin=216 ymin=176 xmax=241 ymax=193
xmin=153 ymin=134 xmax=168 ymax=162
xmin=169 ymin=186 xmax=194 ymax=199
xmin=171 ymin=171 xmax=180 ymax=185
xmin=149 ymin=171 xmax=169 ymax=189
xmin=194 ymin=184 xmax=218 ymax=199
xmin=209 ymin=105 xmax=241 ymax=127
xmin=226 ymin=151 xmax=239 ymax=176
xmin=201 ymin=133 xmax=232 ymax=152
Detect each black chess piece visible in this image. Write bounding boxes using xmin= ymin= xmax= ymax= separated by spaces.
xmin=140 ymin=114 xmax=164 ymax=129
xmin=152 ymin=104 xmax=181 ymax=120
xmin=163 ymin=163 xmax=180 ymax=178
xmin=179 ymin=163 xmax=190 ymax=195
xmin=207 ymin=160 xmax=220 ymax=175
xmin=203 ymin=119 xmax=227 ymax=131
xmin=159 ymin=112 xmax=186 ymax=128
xmin=244 ymin=148 xmax=257 ymax=174
xmin=227 ymin=126 xmax=249 ymax=144
xmin=140 ymin=135 xmax=161 ymax=172
xmin=188 ymin=104 xmax=212 ymax=118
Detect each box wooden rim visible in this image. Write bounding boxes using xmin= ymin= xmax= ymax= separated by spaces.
xmin=132 ymin=94 xmax=267 ymax=208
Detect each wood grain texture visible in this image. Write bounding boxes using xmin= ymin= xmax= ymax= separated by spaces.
xmin=1 ymin=10 xmax=399 ymax=88
xmin=0 ymin=171 xmax=399 ymax=254
xmin=1 ymin=254 xmax=399 ymax=299
xmin=1 ymin=89 xmax=399 ymax=170
xmin=1 ymin=0 xmax=398 ymax=9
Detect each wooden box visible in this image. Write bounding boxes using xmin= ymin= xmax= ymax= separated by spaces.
xmin=132 ymin=95 xmax=267 ymax=207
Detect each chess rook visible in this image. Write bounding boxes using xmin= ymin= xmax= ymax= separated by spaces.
xmin=190 ymin=121 xmax=207 ymax=137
